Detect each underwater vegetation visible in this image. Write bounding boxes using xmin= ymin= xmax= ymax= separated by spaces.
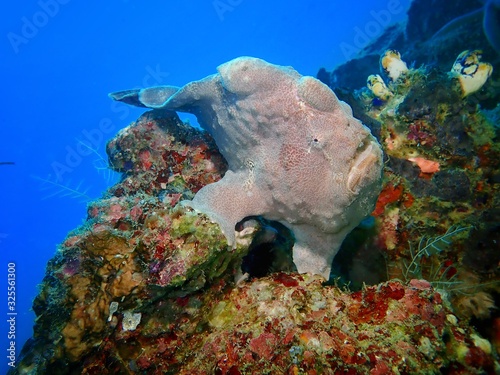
xmin=32 ymin=141 xmax=120 ymax=203
xmin=33 ymin=175 xmax=93 ymax=202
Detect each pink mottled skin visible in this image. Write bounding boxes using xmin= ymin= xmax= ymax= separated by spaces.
xmin=110 ymin=57 xmax=383 ymax=279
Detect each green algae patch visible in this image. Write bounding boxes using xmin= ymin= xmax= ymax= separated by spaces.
xmin=208 ymin=300 xmax=239 ymax=329
xmin=149 ymin=208 xmax=247 ymax=292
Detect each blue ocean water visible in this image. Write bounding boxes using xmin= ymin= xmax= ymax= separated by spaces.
xmin=1 ymin=1 xmax=410 ymax=372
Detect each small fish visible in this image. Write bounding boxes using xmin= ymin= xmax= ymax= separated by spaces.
xmin=0 ymin=162 xmax=15 ymax=165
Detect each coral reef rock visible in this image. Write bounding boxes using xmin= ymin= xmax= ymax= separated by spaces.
xmin=328 ymin=44 xmax=500 ymax=366
xmin=12 ymin=48 xmax=500 ymax=373
xmin=110 ymin=56 xmax=383 ymax=279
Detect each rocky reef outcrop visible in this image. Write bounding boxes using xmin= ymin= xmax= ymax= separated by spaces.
xmin=9 ymin=4 xmax=500 ymax=370
xmin=11 ymin=72 xmax=500 ymax=371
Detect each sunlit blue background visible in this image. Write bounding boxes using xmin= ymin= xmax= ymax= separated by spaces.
xmin=1 ymin=0 xmax=410 ymax=372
